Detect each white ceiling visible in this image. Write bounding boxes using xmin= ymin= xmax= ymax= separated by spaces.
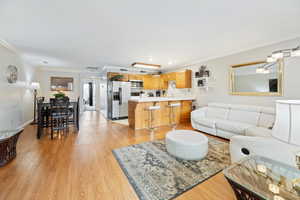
xmin=0 ymin=0 xmax=300 ymax=70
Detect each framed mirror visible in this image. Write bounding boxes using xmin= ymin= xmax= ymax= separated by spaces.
xmin=229 ymin=60 xmax=283 ymax=96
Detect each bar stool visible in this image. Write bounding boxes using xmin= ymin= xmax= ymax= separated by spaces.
xmin=145 ymin=105 xmax=160 ymax=133
xmin=168 ymin=103 xmax=181 ymax=130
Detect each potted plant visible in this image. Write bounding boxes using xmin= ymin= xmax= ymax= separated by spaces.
xmin=53 ymin=91 xmax=65 ymax=99
xmin=110 ymin=74 xmax=124 ymax=81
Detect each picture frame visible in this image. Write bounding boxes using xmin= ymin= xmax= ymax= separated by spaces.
xmin=50 ymin=77 xmax=73 ymax=91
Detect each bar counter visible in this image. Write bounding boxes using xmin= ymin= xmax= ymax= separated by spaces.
xmin=128 ymin=97 xmax=195 ymax=130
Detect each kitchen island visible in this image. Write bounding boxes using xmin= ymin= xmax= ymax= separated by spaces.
xmin=128 ymin=97 xmax=195 ymax=130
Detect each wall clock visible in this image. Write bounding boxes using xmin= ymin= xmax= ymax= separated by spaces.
xmin=6 ymin=65 xmax=18 ymax=83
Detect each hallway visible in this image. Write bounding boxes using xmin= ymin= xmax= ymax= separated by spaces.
xmin=0 ymin=111 xmax=235 ymax=200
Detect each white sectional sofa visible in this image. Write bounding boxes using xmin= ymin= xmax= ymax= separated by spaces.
xmin=191 ymin=103 xmax=275 ymax=139
xmin=230 ymin=100 xmax=300 ymax=168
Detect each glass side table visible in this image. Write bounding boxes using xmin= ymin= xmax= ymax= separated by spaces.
xmin=223 ymin=156 xmax=300 ymax=200
xmin=0 ymin=129 xmax=23 ymax=167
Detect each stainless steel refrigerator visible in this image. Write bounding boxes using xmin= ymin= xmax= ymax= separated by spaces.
xmin=107 ymin=81 xmax=131 ymax=120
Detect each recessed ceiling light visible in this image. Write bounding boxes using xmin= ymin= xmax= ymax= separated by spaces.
xmin=149 ymin=57 xmax=153 ymax=62
xmin=168 ymin=61 xmax=173 ymax=65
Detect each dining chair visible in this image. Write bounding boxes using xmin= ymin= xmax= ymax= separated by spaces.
xmin=50 ymin=97 xmax=70 ymax=139
xmin=66 ymin=97 xmax=79 ymax=132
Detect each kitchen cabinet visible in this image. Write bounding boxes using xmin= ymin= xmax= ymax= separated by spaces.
xmin=160 ymin=70 xmax=191 ymax=89
xmin=128 ymin=99 xmax=192 ymax=129
xmin=143 ymin=75 xmax=161 ymax=90
xmin=143 ymin=75 xmax=152 ymax=90
xmin=107 ymin=70 xmax=192 ymax=89
xmin=180 ymin=100 xmax=192 ymax=122
xmin=175 ymin=70 xmax=192 ymax=89
xmin=160 ymin=74 xmax=169 ymax=90
xmin=167 ymin=72 xmax=176 ymax=81
xmin=129 ymin=74 xmax=144 ymax=81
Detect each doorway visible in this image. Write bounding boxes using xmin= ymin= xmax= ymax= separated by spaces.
xmin=83 ymin=81 xmax=96 ymax=111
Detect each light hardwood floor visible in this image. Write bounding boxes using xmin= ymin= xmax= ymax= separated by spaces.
xmin=0 ymin=111 xmax=236 ymax=200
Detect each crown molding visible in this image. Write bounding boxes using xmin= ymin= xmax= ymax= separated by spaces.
xmin=0 ymin=38 xmax=20 ymax=55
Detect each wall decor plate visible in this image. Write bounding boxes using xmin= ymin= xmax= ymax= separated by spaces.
xmin=6 ymin=65 xmax=18 ymax=83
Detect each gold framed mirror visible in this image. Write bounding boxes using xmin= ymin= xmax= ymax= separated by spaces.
xmin=229 ymin=59 xmax=283 ymax=96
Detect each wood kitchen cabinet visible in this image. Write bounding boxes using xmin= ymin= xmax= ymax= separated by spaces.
xmin=160 ymin=74 xmax=169 ymax=90
xmin=180 ymin=100 xmax=192 ymax=123
xmin=167 ymin=72 xmax=176 ymax=81
xmin=160 ymin=70 xmax=191 ymax=89
xmin=143 ymin=75 xmax=152 ymax=90
xmin=175 ymin=70 xmax=192 ymax=89
xmin=128 ymin=99 xmax=192 ymax=129
xmin=129 ymin=74 xmax=144 ymax=81
xmin=107 ymin=70 xmax=191 ymax=89
xmin=143 ymin=75 xmax=161 ymax=90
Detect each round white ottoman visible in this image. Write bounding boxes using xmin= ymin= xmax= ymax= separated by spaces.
xmin=165 ymin=130 xmax=208 ymax=160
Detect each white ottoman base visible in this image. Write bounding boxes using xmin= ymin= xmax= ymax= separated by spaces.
xmin=166 ymin=130 xmax=208 ymax=160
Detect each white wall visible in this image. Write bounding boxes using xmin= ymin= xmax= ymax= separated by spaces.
xmin=172 ymin=37 xmax=300 ymax=107
xmin=0 ymin=42 xmax=36 ymax=127
xmin=36 ymin=69 xmax=80 ymax=101
xmin=37 ymin=69 xmax=103 ymax=113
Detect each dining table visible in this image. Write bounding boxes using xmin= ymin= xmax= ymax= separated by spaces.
xmin=37 ymin=101 xmax=79 ymax=139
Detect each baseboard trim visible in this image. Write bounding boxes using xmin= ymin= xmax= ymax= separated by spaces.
xmin=21 ymin=119 xmax=34 ymax=128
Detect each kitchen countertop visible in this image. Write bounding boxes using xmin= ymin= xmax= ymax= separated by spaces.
xmin=129 ymin=96 xmax=195 ymax=102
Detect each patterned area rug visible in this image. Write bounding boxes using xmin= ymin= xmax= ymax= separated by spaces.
xmin=113 ymin=137 xmax=230 ymax=200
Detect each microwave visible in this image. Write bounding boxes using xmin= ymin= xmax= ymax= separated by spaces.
xmin=130 ymin=80 xmax=143 ymax=88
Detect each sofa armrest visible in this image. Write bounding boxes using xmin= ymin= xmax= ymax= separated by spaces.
xmin=191 ymin=107 xmax=207 ymax=119
xmin=230 ymin=135 xmax=300 ymax=167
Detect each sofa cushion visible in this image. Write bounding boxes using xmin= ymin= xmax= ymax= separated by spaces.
xmin=193 ymin=117 xmax=216 ymax=128
xmin=228 ymin=109 xmax=260 ymax=125
xmin=245 ymin=127 xmax=272 ymax=137
xmin=206 ymin=107 xmax=229 ymax=119
xmin=216 ymin=119 xmax=253 ymax=134
xmin=229 ymin=104 xmax=261 ymax=112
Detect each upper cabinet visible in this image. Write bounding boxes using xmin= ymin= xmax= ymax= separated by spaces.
xmin=175 ymin=70 xmax=192 ymax=89
xmin=107 ymin=69 xmax=192 ymax=90
xmin=160 ymin=74 xmax=169 ymax=90
xmin=159 ymin=70 xmax=192 ymax=89
xmin=143 ymin=75 xmax=161 ymax=90
xmin=128 ymin=74 xmax=143 ymax=81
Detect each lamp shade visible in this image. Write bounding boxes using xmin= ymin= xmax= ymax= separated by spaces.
xmin=272 ymin=100 xmax=300 ymax=146
xmin=31 ymin=82 xmax=40 ymax=90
